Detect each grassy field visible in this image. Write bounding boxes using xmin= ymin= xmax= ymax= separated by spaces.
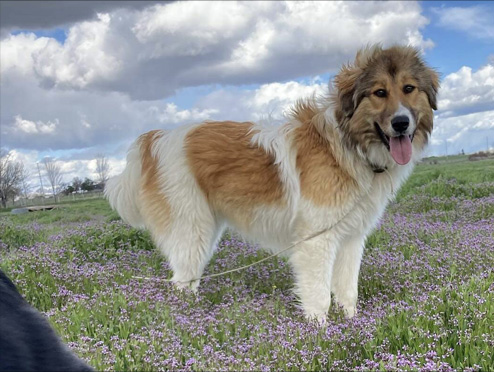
xmin=1 ymin=157 xmax=493 ymax=371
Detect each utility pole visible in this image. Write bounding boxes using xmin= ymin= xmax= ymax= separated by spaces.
xmin=445 ymin=140 xmax=448 ymax=156
xmin=36 ymin=162 xmax=44 ymax=196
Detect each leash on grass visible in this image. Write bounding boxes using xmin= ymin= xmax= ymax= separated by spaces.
xmin=132 ymin=169 xmax=395 ymax=285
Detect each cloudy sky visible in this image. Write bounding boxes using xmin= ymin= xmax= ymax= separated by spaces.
xmin=1 ymin=1 xmax=493 ymax=189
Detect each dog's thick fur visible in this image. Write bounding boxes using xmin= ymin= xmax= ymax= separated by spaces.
xmin=106 ymin=45 xmax=439 ymax=322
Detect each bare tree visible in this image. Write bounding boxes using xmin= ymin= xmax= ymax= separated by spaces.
xmin=9 ymin=186 xmax=21 ymax=206
xmin=95 ymin=154 xmax=110 ymax=187
xmin=72 ymin=177 xmax=83 ymax=192
xmin=0 ymin=149 xmax=24 ymax=208
xmin=43 ymin=157 xmax=63 ymax=202
xmin=18 ymin=165 xmax=31 ymax=206
xmin=19 ymin=167 xmax=30 ymax=194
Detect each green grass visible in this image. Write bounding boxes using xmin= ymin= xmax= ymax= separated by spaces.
xmin=365 ymin=274 xmax=494 ymax=370
xmin=397 ymin=157 xmax=494 ymax=201
xmin=0 ymin=199 xmax=119 ymax=225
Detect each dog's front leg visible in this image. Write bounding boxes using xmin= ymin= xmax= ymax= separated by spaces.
xmin=289 ymin=233 xmax=338 ymax=324
xmin=331 ymin=234 xmax=365 ymax=318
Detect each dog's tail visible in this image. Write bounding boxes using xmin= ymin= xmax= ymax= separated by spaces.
xmin=105 ymin=140 xmax=145 ymax=228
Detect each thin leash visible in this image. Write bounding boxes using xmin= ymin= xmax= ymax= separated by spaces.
xmin=133 ymin=226 xmax=342 ymax=283
xmin=132 ymin=169 xmax=395 ymax=284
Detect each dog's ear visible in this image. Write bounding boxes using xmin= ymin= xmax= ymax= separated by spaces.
xmin=334 ymin=65 xmax=362 ymax=118
xmin=334 ymin=45 xmax=382 ymax=118
xmin=424 ymin=68 xmax=440 ymax=110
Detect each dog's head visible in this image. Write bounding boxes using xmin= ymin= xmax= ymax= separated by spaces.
xmin=333 ymin=45 xmax=439 ymax=168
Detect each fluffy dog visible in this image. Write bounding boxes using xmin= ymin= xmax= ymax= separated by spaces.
xmin=106 ymin=45 xmax=438 ymax=322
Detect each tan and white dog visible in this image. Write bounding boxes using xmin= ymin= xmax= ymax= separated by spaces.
xmin=106 ymin=45 xmax=439 ymax=322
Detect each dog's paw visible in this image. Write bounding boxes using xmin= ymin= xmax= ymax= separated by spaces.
xmin=173 ymin=279 xmax=199 ymax=293
xmin=333 ymin=294 xmax=358 ymax=319
xmin=304 ymin=310 xmax=328 ymax=326
xmin=343 ymin=305 xmax=357 ymax=319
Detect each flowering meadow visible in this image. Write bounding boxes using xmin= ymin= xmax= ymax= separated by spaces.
xmin=1 ymin=157 xmax=493 ymax=371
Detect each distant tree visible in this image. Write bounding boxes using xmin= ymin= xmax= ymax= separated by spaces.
xmin=72 ymin=177 xmax=83 ymax=192
xmin=95 ymin=154 xmax=110 ymax=187
xmin=43 ymin=158 xmax=63 ymax=202
xmin=8 ymin=185 xmax=21 ymax=205
xmin=0 ymin=149 xmax=24 ymax=208
xmin=18 ymin=166 xmax=32 ymax=205
xmin=81 ymin=177 xmax=95 ymax=192
xmin=63 ymin=185 xmax=75 ymax=196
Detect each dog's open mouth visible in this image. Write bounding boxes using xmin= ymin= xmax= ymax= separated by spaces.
xmin=374 ymin=122 xmax=413 ymax=165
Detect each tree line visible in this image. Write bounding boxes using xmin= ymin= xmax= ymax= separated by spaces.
xmin=0 ymin=150 xmax=111 ymax=208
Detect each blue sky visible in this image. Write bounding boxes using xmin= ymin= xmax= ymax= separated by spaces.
xmin=13 ymin=27 xmax=67 ymax=42
xmin=1 ymin=1 xmax=494 ymax=184
xmin=421 ymin=1 xmax=494 ymax=75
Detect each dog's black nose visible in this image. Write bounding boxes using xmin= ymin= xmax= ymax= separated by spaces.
xmin=391 ymin=115 xmax=410 ymax=133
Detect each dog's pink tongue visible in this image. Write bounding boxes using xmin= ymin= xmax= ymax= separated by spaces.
xmin=389 ymin=136 xmax=412 ymax=165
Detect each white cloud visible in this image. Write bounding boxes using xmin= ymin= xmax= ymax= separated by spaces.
xmin=429 ymin=62 xmax=494 ymax=155
xmin=133 ymin=2 xmax=260 ymax=57
xmin=433 ymin=5 xmax=494 ymax=40
xmin=81 ymin=117 xmax=92 ymax=128
xmin=250 ymin=81 xmax=327 ymax=120
xmin=147 ymin=103 xmax=218 ymax=125
xmin=34 ymin=13 xmax=121 ymax=89
xmin=253 ymin=81 xmax=325 ymax=108
xmin=1 ymin=78 xmax=221 ymax=151
xmin=430 ymin=110 xmax=494 ymax=155
xmin=14 ymin=115 xmax=58 ymax=134
xmin=0 ymin=33 xmax=51 ymax=74
xmin=1 ymin=1 xmax=433 ymax=100
xmin=6 ymin=149 xmax=38 ymax=167
xmin=437 ymin=63 xmax=494 ymax=116
xmin=195 ymin=80 xmax=328 ymax=123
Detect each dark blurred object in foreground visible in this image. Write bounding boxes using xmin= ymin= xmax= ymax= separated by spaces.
xmin=0 ymin=270 xmax=93 ymax=371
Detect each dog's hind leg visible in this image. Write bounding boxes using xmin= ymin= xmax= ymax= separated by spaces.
xmin=156 ymin=214 xmax=223 ymax=292
xmin=331 ymin=234 xmax=365 ymax=318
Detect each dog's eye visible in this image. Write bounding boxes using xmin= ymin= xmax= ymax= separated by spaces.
xmin=403 ymin=85 xmax=415 ymax=94
xmin=373 ymin=89 xmax=387 ymax=98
